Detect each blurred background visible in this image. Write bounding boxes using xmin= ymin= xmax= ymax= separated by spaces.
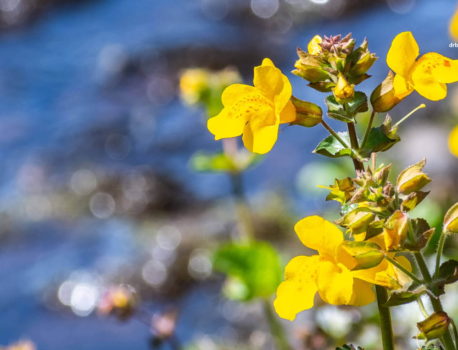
xmin=0 ymin=0 xmax=458 ymax=349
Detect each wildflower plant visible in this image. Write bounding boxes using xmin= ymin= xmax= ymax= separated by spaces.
xmin=201 ymin=31 xmax=458 ymax=350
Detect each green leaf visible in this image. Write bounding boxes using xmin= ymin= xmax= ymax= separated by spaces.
xmin=191 ymin=152 xmax=236 ymax=173
xmin=314 ymin=132 xmax=353 ymax=158
xmin=325 ymin=92 xmax=368 ymax=123
xmin=404 ymin=218 xmax=435 ymax=251
xmin=213 ymin=241 xmax=282 ymax=301
xmin=384 ymin=289 xmax=425 ymax=307
xmin=435 ymin=260 xmax=458 ymax=285
xmin=360 ymin=115 xmax=400 ymax=157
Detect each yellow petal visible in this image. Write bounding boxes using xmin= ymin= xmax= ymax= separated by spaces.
xmin=275 ymin=74 xmax=293 ymax=115
xmin=209 ymin=90 xmax=275 ymax=141
xmin=412 ymin=79 xmax=447 ymax=101
xmin=349 ymin=278 xmax=376 ymax=306
xmin=279 ymin=100 xmax=296 ymax=124
xmin=412 ymin=52 xmax=458 ymax=84
xmin=448 ymin=125 xmax=458 ymax=158
xmin=352 ymin=259 xmax=389 ymax=285
xmin=294 ymin=216 xmax=343 ymax=260
xmin=207 ymin=109 xmax=246 ymax=139
xmin=242 ymin=120 xmax=279 ymax=154
xmin=393 ymin=74 xmax=414 ymax=100
xmin=410 ymin=53 xmax=458 ymax=101
xmin=307 ymin=35 xmax=322 ymax=55
xmin=450 ymin=7 xmax=458 ymax=41
xmin=221 ymin=84 xmax=257 ymax=106
xmin=273 ymin=255 xmax=319 ymax=321
xmin=386 ymin=31 xmax=419 ymax=77
xmin=317 ymin=261 xmax=353 ymax=305
xmin=253 ymin=59 xmax=293 ymax=115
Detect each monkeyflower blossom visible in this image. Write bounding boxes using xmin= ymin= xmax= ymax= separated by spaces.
xmin=387 ymin=31 xmax=458 ymax=101
xmin=207 ymin=58 xmax=296 ymax=154
xmin=274 ymin=216 xmax=411 ymax=321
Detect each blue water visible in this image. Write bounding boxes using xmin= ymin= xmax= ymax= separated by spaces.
xmin=0 ymin=0 xmax=457 ymax=348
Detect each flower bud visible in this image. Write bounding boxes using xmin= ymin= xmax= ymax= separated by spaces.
xmin=416 ymin=312 xmax=451 ymax=340
xmin=293 ymin=50 xmax=330 ymax=83
xmin=396 ymin=159 xmax=431 ymax=195
xmin=384 ymin=210 xmax=408 ymax=250
xmin=351 ymin=39 xmax=378 ymax=76
xmin=339 ymin=241 xmax=384 ymax=270
xmin=370 ymin=71 xmax=402 ymax=112
xmin=443 ymin=202 xmax=458 ymax=234
xmin=333 ymin=74 xmax=354 ymax=100
xmin=338 ymin=209 xmax=375 ymax=235
xmin=307 ymin=35 xmax=322 ymax=55
xmin=290 ymin=97 xmax=322 ymax=127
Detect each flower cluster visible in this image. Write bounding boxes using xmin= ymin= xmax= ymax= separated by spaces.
xmin=199 ymin=28 xmax=458 ymax=350
xmin=273 ymin=215 xmax=411 ymax=321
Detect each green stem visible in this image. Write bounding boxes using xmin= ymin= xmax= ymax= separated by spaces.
xmin=376 ymin=286 xmax=395 ymax=350
xmin=384 ymin=255 xmax=424 ymax=285
xmin=347 ymin=122 xmax=365 ymax=172
xmin=435 ymin=232 xmax=447 ymax=277
xmin=361 ymin=109 xmax=376 ymax=149
xmin=229 ymin=173 xmax=254 ymax=242
xmin=263 ymin=300 xmax=293 ymax=350
xmin=414 ymin=252 xmax=456 ymax=350
xmin=346 ymin=135 xmax=394 ymax=349
xmin=320 ymin=120 xmax=351 ymax=149
xmin=417 ymin=297 xmax=429 ymax=318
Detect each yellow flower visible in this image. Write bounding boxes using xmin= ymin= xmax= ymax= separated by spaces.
xmin=207 ymin=58 xmax=296 ymax=154
xmin=448 ymin=125 xmax=458 ymax=157
xmin=273 ymin=216 xmax=410 ymax=321
xmin=307 ymin=35 xmax=322 ymax=55
xmin=387 ymin=31 xmax=458 ymax=101
xmin=451 ymin=7 xmax=458 ymax=41
xmin=179 ymin=68 xmax=210 ymax=105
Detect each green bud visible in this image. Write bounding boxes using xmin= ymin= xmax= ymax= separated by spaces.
xmin=290 ymin=96 xmax=322 ymax=127
xmin=351 ymin=39 xmax=378 ymax=76
xmin=337 ymin=208 xmax=375 ymax=235
xmin=293 ymin=50 xmax=330 ymax=83
xmin=339 ymin=241 xmax=384 ymax=270
xmin=443 ymin=202 xmax=458 ymax=234
xmin=370 ymin=72 xmax=402 ymax=112
xmin=416 ymin=312 xmax=451 ymax=340
xmin=396 ymin=159 xmax=431 ymax=195
xmin=400 ymin=191 xmax=429 ymax=212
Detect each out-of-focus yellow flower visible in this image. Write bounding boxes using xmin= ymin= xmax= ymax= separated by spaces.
xmin=307 ymin=35 xmax=322 ymax=55
xmin=207 ymin=58 xmax=296 ymax=154
xmin=448 ymin=125 xmax=458 ymax=157
xmin=387 ymin=31 xmax=458 ymax=101
xmin=273 ymin=216 xmax=410 ymax=321
xmin=450 ymin=7 xmax=458 ymax=41
xmin=179 ymin=68 xmax=210 ymax=105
